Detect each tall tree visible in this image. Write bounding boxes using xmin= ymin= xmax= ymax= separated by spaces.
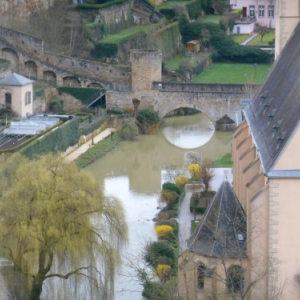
xmin=0 ymin=153 xmax=128 ymax=300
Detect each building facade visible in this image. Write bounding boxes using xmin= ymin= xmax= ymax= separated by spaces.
xmin=230 ymin=0 xmax=276 ymax=29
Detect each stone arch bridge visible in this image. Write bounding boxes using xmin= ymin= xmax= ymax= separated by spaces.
xmin=106 ymin=82 xmax=258 ymax=124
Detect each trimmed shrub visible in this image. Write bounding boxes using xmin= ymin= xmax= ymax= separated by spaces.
xmin=159 ymin=190 xmax=179 ymax=209
xmin=144 ymin=241 xmax=175 ymax=268
xmin=153 ymin=264 xmax=171 ymax=278
xmin=175 ymin=175 xmax=188 ymax=189
xmin=162 ymin=182 xmax=180 ymax=194
xmin=137 ymin=109 xmax=160 ymax=133
xmin=188 ymin=163 xmax=201 ymax=180
xmin=91 ymin=43 xmax=118 ymax=58
xmin=155 ymin=225 xmax=174 ymax=236
xmin=159 ymin=9 xmax=175 ymax=20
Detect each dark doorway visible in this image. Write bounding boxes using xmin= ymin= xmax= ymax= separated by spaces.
xmin=5 ymin=93 xmax=11 ymax=109
xmin=242 ymin=7 xmax=247 ymax=17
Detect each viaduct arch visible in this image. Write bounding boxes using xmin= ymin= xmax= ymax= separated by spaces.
xmin=0 ymin=26 xmax=131 ymax=91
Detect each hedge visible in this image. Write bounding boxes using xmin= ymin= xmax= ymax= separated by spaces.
xmin=91 ymin=43 xmax=118 ymax=58
xmin=76 ymin=0 xmax=127 ymax=10
xmin=19 ymin=118 xmax=80 ymax=159
xmin=75 ymin=133 xmax=121 ymax=168
xmin=162 ymin=182 xmax=181 ymax=194
xmin=57 ymin=87 xmax=105 ymax=104
xmin=159 ymin=9 xmax=175 ymax=20
xmin=186 ymin=0 xmax=202 ymax=20
xmin=80 ymin=115 xmax=108 ymax=136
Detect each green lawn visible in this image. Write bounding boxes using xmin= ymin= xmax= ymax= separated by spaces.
xmin=199 ymin=15 xmax=222 ymax=23
xmin=100 ymin=23 xmax=160 ymax=43
xmin=211 ymin=153 xmax=233 ymax=168
xmin=192 ymin=63 xmax=272 ymax=84
xmin=231 ymin=34 xmax=251 ymax=44
xmin=164 ymin=53 xmax=210 ymax=71
xmin=248 ymin=31 xmax=275 ymax=46
xmin=156 ymin=1 xmax=188 ymax=9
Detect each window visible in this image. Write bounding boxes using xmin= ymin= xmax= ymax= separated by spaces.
xmin=227 ymin=265 xmax=244 ymax=293
xmin=268 ymin=5 xmax=274 ymax=17
xmin=259 ymin=5 xmax=265 ymax=17
xmin=249 ymin=5 xmax=255 ymax=17
xmin=197 ymin=263 xmax=206 ymax=289
xmin=25 ymin=91 xmax=31 ymax=105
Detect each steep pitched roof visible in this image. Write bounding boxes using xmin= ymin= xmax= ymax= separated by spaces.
xmin=243 ymin=23 xmax=300 ymax=173
xmin=187 ymin=181 xmax=247 ymax=258
xmin=0 ymin=72 xmax=34 ymax=86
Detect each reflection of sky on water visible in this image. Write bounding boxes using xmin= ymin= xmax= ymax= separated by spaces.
xmin=161 ymin=114 xmax=215 ymax=149
xmin=105 ymin=177 xmax=158 ymax=300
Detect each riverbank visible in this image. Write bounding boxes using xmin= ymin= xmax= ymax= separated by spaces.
xmin=64 ymin=128 xmax=117 ymax=165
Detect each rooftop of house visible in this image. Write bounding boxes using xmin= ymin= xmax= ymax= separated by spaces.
xmin=243 ymin=22 xmax=300 ymax=174
xmin=0 ymin=72 xmax=34 ymax=86
xmin=187 ymin=181 xmax=247 ymax=258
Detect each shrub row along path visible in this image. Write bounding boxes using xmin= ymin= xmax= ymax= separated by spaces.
xmin=178 ymin=168 xmax=233 ymax=254
xmin=64 ymin=128 xmax=115 ymax=163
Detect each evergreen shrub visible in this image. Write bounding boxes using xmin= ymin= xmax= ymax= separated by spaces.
xmin=91 ymin=43 xmax=118 ymax=58
xmin=186 ymin=0 xmax=202 ymax=20
xmin=162 ymin=182 xmax=180 ymax=194
xmin=179 ymin=21 xmax=271 ymax=63
xmin=159 ymin=9 xmax=175 ymax=20
xmin=144 ymin=241 xmax=175 ymax=268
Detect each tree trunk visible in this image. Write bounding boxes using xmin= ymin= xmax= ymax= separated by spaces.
xmin=30 ymin=279 xmax=43 ymax=300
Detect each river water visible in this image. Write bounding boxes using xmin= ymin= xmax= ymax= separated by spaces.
xmin=84 ymin=113 xmax=232 ymax=300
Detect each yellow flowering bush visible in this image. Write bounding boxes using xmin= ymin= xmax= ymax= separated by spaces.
xmin=175 ymin=175 xmax=188 ymax=189
xmin=153 ymin=264 xmax=171 ymax=278
xmin=188 ymin=164 xmax=201 ymax=181
xmin=155 ymin=225 xmax=174 ymax=236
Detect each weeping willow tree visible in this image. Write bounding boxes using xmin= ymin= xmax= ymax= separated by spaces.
xmin=0 ymin=153 xmax=128 ymax=300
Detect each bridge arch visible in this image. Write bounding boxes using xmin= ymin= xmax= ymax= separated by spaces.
xmin=1 ymin=48 xmax=19 ymax=72
xmin=159 ymin=103 xmax=216 ymax=124
xmin=24 ymin=60 xmax=37 ymax=79
xmin=87 ymin=82 xmax=104 ymax=88
xmin=43 ymin=70 xmax=57 ymax=84
xmin=63 ymin=76 xmax=81 ymax=87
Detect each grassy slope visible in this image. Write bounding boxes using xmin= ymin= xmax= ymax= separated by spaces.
xmin=164 ymin=53 xmax=210 ymax=71
xmin=192 ymin=63 xmax=272 ymax=84
xmin=231 ymin=34 xmax=251 ymax=44
xmin=248 ymin=31 xmax=275 ymax=46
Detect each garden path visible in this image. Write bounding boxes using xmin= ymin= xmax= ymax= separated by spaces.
xmin=64 ymin=128 xmax=115 ymax=163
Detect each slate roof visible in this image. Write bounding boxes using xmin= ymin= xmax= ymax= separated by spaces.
xmin=0 ymin=72 xmax=34 ymax=86
xmin=243 ymin=23 xmax=300 ymax=173
xmin=187 ymin=181 xmax=247 ymax=258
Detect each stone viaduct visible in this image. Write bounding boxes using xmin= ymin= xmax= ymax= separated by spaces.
xmin=0 ymin=26 xmax=131 ymax=91
xmin=0 ymin=26 xmax=260 ymax=124
xmin=107 ymin=50 xmax=259 ymax=124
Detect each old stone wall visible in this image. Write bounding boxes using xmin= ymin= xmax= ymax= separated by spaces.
xmin=0 ymin=26 xmax=132 ymax=89
xmin=0 ymin=0 xmax=53 ymax=17
xmin=0 ymin=26 xmax=43 ymax=56
xmin=95 ymin=1 xmax=133 ymax=25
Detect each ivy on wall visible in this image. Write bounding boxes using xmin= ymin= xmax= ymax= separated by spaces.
xmin=152 ymin=23 xmax=182 ymax=60
xmin=19 ymin=118 xmax=80 ymax=159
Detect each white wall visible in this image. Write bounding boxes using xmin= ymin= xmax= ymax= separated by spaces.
xmin=233 ymin=22 xmax=255 ymax=34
